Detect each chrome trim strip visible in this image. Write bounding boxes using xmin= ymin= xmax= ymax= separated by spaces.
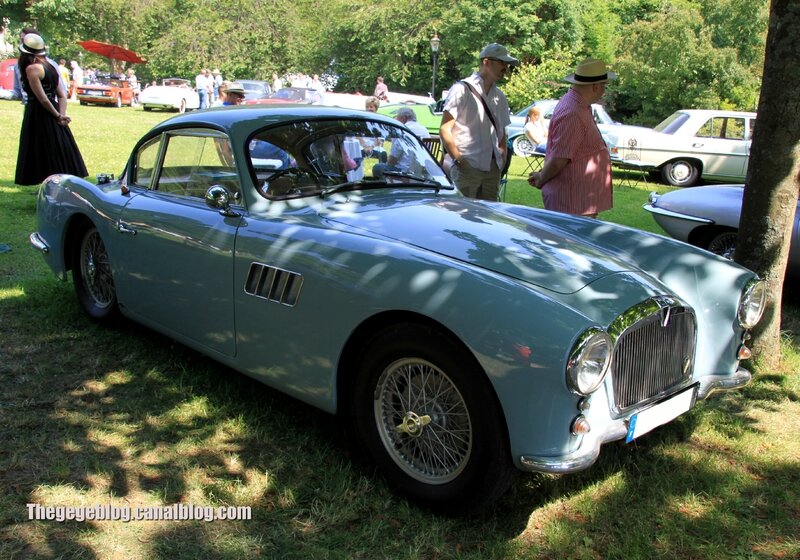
xmin=29 ymin=232 xmax=49 ymax=254
xmin=642 ymin=203 xmax=714 ymax=224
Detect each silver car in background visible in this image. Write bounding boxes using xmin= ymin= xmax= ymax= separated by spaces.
xmin=644 ymin=184 xmax=799 ymax=277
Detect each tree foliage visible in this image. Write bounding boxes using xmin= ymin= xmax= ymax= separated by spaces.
xmin=4 ymin=0 xmax=768 ymax=124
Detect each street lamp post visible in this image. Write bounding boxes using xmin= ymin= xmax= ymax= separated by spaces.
xmin=430 ymin=33 xmax=440 ymax=100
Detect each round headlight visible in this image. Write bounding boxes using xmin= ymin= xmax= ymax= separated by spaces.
xmin=567 ymin=328 xmax=613 ymax=395
xmin=738 ymin=278 xmax=766 ymax=329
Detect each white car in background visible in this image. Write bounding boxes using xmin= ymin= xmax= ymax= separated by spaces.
xmin=505 ymin=99 xmax=640 ymax=157
xmin=613 ymin=109 xmax=756 ymax=187
xmin=139 ymin=78 xmax=200 ymax=113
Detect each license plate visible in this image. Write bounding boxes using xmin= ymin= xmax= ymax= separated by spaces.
xmin=626 ymin=385 xmax=697 ymax=443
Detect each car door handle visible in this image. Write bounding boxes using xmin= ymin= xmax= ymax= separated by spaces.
xmin=692 ymin=142 xmax=704 ymax=148
xmin=118 ymin=221 xmax=137 ymax=236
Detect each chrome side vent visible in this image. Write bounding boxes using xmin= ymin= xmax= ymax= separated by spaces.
xmin=244 ymin=263 xmax=303 ymax=306
xmin=609 ymin=298 xmax=696 ymax=414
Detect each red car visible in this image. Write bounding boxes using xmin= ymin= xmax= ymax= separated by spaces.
xmin=244 ymin=87 xmax=322 ymax=105
xmin=77 ymin=76 xmax=135 ymax=107
xmin=0 ymin=58 xmax=17 ymax=92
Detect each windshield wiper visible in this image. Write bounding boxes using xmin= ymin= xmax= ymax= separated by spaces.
xmin=379 ymin=171 xmax=443 ymax=193
xmin=320 ymin=173 xmax=446 ymax=198
xmin=320 ymin=180 xmax=376 ymax=198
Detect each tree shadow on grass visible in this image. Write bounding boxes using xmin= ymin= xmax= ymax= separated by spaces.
xmin=2 ymin=278 xmax=798 ymax=559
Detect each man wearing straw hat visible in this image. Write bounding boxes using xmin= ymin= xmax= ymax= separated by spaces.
xmin=528 ymin=58 xmax=615 ymax=218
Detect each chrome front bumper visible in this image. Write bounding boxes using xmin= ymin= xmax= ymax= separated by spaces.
xmin=519 ymin=366 xmax=752 ymax=474
xmin=30 ymin=232 xmax=49 ymax=254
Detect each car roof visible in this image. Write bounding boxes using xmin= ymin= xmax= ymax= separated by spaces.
xmin=676 ymin=109 xmax=757 ymax=118
xmin=151 ymin=105 xmax=399 ymax=135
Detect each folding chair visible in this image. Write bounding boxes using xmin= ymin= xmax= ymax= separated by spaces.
xmin=421 ymin=136 xmax=444 ymax=164
xmin=613 ymin=159 xmax=653 ymax=187
xmin=498 ymin=137 xmax=515 ymax=202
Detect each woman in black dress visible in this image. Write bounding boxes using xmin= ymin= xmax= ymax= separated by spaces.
xmin=15 ymin=33 xmax=88 ymax=186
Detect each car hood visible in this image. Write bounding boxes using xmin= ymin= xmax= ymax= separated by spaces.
xmin=323 ymin=196 xmax=639 ymax=294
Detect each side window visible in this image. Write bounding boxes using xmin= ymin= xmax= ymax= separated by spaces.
xmin=721 ymin=117 xmax=745 ymax=140
xmin=133 ymin=136 xmax=161 ymax=188
xmin=156 ymin=131 xmax=242 ymax=202
xmin=696 ymin=117 xmax=746 ymax=140
xmin=696 ymin=118 xmax=717 ymax=138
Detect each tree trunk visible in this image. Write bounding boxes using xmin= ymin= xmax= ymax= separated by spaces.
xmin=735 ymin=0 xmax=800 ymax=371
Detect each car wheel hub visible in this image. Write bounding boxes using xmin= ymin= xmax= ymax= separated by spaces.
xmin=672 ymin=163 xmax=691 ymax=181
xmin=374 ymin=358 xmax=472 ymax=484
xmin=396 ymin=411 xmax=431 ymax=437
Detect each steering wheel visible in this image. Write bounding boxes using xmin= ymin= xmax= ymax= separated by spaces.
xmin=262 ymin=167 xmax=321 ymax=196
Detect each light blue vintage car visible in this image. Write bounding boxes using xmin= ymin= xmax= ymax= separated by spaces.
xmin=30 ymin=106 xmax=766 ymax=514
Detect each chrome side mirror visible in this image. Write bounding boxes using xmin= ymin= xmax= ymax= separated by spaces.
xmin=205 ymin=185 xmax=240 ymax=217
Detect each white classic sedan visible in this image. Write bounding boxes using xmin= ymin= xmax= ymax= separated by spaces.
xmin=614 ymin=109 xmax=757 ymax=187
xmin=139 ymin=78 xmax=200 ymax=113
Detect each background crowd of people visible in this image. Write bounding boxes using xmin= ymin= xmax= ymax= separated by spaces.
xmin=10 ymin=27 xmax=616 ymax=217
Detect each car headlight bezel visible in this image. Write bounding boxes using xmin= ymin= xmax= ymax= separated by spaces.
xmin=738 ymin=278 xmax=766 ymax=329
xmin=567 ymin=328 xmax=613 ymax=396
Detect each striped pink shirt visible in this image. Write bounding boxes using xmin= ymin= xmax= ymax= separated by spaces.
xmin=541 ymin=89 xmax=612 ymax=216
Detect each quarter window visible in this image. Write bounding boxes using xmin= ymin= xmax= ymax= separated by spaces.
xmin=133 ymin=136 xmax=161 ymax=188
xmin=156 ymin=130 xmax=242 ymax=202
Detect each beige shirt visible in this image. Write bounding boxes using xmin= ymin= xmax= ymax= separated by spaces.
xmin=442 ymin=72 xmax=510 ymax=172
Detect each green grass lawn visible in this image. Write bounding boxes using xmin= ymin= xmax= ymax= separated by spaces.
xmin=1 ymin=101 xmax=798 ymax=560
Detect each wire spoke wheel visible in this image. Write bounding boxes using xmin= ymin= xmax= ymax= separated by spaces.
xmin=352 ymin=324 xmax=515 ymax=513
xmin=707 ymin=231 xmax=738 ymax=259
xmin=374 ymin=358 xmax=472 ymax=484
xmin=80 ymin=229 xmax=115 ymax=309
xmin=74 ymin=227 xmax=118 ymax=321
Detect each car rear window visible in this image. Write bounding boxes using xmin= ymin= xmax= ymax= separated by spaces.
xmin=654 ymin=112 xmax=690 ymax=135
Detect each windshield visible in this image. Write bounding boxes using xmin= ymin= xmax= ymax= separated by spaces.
xmin=242 ymin=82 xmax=265 ymax=93
xmin=163 ymin=79 xmax=190 ymax=88
xmin=271 ymin=88 xmax=302 ymax=100
xmin=88 ymin=76 xmax=125 ymax=87
xmin=247 ymin=118 xmax=451 ymax=199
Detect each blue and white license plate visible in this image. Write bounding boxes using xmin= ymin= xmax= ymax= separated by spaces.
xmin=626 ymin=385 xmax=697 ymax=443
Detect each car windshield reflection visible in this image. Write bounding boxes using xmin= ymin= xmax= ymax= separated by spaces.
xmin=248 ymin=119 xmax=451 ymax=199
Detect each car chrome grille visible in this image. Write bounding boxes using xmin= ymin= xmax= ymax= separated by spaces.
xmin=610 ymin=302 xmax=696 ymax=413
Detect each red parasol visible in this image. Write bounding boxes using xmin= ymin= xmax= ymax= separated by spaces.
xmin=77 ymin=40 xmax=146 ymax=63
